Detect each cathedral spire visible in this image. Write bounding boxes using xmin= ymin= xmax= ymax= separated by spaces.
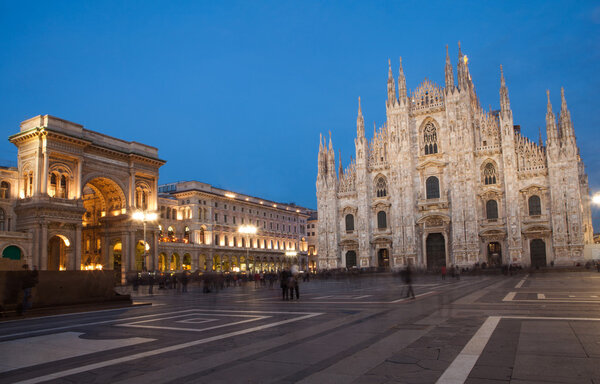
xmin=357 ymin=97 xmax=365 ymax=138
xmin=538 ymin=126 xmax=543 ymax=146
xmin=546 ymin=90 xmax=558 ymax=144
xmin=445 ymin=44 xmax=454 ymax=91
xmin=338 ymin=150 xmax=343 ymax=176
xmin=559 ymin=87 xmax=575 ymax=141
xmin=457 ymin=41 xmax=467 ymax=91
xmin=398 ymin=57 xmax=407 ymax=99
xmin=387 ymin=59 xmax=396 ymax=106
xmin=499 ymin=65 xmax=511 ymax=116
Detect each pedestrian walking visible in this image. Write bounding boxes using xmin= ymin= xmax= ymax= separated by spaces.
xmin=18 ymin=264 xmax=38 ymax=315
xmin=403 ymin=263 xmax=415 ymax=299
xmin=441 ymin=265 xmax=447 ymax=280
xmin=148 ymin=272 xmax=155 ymax=295
xmin=289 ymin=271 xmax=299 ymax=300
xmin=280 ymin=269 xmax=289 ymax=300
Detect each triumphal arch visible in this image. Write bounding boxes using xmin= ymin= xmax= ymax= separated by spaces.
xmin=9 ymin=115 xmax=164 ymax=280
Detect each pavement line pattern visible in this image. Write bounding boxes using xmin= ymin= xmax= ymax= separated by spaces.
xmin=0 ymin=309 xmax=203 ymax=340
xmin=0 ymin=332 xmax=154 ymax=373
xmin=13 ymin=311 xmax=323 ymax=384
xmin=502 ymin=291 xmax=516 ymax=301
xmin=117 ymin=313 xmax=270 ymax=332
xmin=514 ymin=274 xmax=528 ymax=288
xmin=435 ymin=316 xmax=501 ymax=384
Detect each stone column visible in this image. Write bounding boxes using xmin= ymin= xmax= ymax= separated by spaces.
xmin=129 ymin=230 xmax=137 ymax=271
xmin=41 ymin=139 xmax=49 ymax=195
xmin=76 ymin=159 xmax=83 ymax=199
xmin=152 ymin=230 xmax=158 ymax=271
xmin=74 ymin=224 xmax=82 ymax=270
xmin=40 ymin=223 xmax=48 ymax=270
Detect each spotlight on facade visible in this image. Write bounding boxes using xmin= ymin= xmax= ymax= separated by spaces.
xmin=238 ymin=225 xmax=257 ymax=235
xmin=593 ymin=193 xmax=600 ymax=206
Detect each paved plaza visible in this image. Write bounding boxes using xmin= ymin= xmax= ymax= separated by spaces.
xmin=1 ymin=271 xmax=600 ymax=383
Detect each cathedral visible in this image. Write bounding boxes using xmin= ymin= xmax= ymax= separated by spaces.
xmin=316 ymin=44 xmax=593 ymax=271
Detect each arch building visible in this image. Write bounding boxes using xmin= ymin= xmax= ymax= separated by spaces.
xmin=1 ymin=115 xmax=164 ymax=280
xmin=316 ymin=45 xmax=593 ymax=270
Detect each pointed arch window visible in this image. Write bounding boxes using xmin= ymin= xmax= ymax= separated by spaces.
xmin=426 ymin=176 xmax=440 ymax=199
xmin=423 ymin=122 xmax=438 ymax=155
xmin=528 ymin=195 xmax=541 ymax=216
xmin=483 ymin=163 xmax=497 ymax=185
xmin=486 ymin=200 xmax=498 ymax=220
xmin=376 ymin=177 xmax=387 ymax=197
xmin=377 ymin=211 xmax=387 ymax=229
xmin=345 ymin=214 xmax=355 ymax=232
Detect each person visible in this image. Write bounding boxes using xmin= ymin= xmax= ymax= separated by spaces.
xmin=404 ymin=263 xmax=415 ymax=299
xmin=289 ymin=271 xmax=299 ymax=300
xmin=181 ymin=271 xmax=189 ymax=293
xmin=280 ymin=269 xmax=289 ymax=300
xmin=148 ymin=272 xmax=155 ymax=295
xmin=455 ymin=265 xmax=461 ymax=280
xmin=441 ymin=265 xmax=447 ymax=280
xmin=18 ymin=264 xmax=38 ymax=315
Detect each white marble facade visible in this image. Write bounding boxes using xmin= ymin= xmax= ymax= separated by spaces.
xmin=316 ymin=44 xmax=593 ymax=270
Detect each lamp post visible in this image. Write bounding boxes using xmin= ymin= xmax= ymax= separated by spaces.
xmin=238 ymin=224 xmax=257 ymax=273
xmin=133 ymin=211 xmax=158 ymax=271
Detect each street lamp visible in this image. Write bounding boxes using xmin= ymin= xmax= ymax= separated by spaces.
xmin=133 ymin=210 xmax=158 ymax=271
xmin=238 ymin=224 xmax=257 ymax=272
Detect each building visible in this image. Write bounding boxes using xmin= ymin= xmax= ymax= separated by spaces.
xmin=316 ymin=45 xmax=593 ymax=270
xmin=306 ymin=210 xmax=318 ymax=272
xmin=1 ymin=115 xmax=164 ymax=281
xmin=0 ymin=115 xmax=313 ymax=276
xmin=156 ymin=181 xmax=310 ymax=273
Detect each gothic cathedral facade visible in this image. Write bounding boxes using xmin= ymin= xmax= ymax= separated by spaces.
xmin=316 ymin=45 xmax=593 ymax=270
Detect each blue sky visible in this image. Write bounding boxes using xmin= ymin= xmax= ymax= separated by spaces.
xmin=1 ymin=1 xmax=599 ymax=226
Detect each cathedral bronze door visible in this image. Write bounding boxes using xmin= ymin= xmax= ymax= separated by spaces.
xmin=487 ymin=242 xmax=502 ymax=267
xmin=530 ymin=239 xmax=547 ymax=267
xmin=426 ymin=233 xmax=446 ymax=271
xmin=346 ymin=251 xmax=357 ymax=268
xmin=377 ymin=249 xmax=389 ymax=268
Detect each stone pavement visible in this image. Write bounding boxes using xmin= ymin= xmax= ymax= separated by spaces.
xmin=0 ymin=271 xmax=599 ymax=383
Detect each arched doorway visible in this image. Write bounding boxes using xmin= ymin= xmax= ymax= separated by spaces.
xmin=82 ymin=177 xmax=127 ymax=270
xmin=346 ymin=251 xmax=357 ymax=268
xmin=183 ymin=253 xmax=191 ymax=270
xmin=158 ymin=252 xmax=167 ymax=271
xmin=426 ymin=233 xmax=446 ymax=271
xmin=48 ymin=235 xmax=68 ymax=270
xmin=377 ymin=249 xmax=389 ymax=268
xmin=487 ymin=242 xmax=502 ymax=267
xmin=171 ymin=253 xmax=180 ymax=271
xmin=530 ymin=239 xmax=547 ymax=267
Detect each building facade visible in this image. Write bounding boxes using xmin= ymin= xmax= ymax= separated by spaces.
xmin=1 ymin=115 xmax=164 ymax=280
xmin=156 ymin=181 xmax=310 ymax=273
xmin=316 ymin=45 xmax=593 ymax=270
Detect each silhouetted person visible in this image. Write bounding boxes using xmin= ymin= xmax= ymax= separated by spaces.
xmin=441 ymin=265 xmax=447 ymax=280
xmin=404 ymin=264 xmax=415 ymax=299
xmin=280 ymin=270 xmax=289 ymax=300
xmin=18 ymin=264 xmax=38 ymax=315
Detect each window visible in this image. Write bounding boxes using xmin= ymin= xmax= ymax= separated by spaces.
xmin=376 ymin=177 xmax=387 ymax=198
xmin=426 ymin=176 xmax=440 ymax=199
xmin=225 ymin=235 xmax=229 ymax=246
xmin=200 ymin=228 xmax=205 ymax=244
xmin=0 ymin=181 xmax=10 ymax=199
xmin=377 ymin=211 xmax=387 ymax=229
xmin=483 ymin=163 xmax=497 ymax=185
xmin=167 ymin=226 xmax=174 ymax=239
xmin=215 ymin=234 xmax=219 ymax=245
xmin=528 ymin=195 xmax=541 ymax=216
xmin=486 ymin=200 xmax=498 ymax=220
xmin=0 ymin=208 xmax=5 ymax=231
xmin=224 ymin=215 xmax=227 ymax=223
xmin=215 ymin=213 xmax=218 ymax=222
xmin=184 ymin=226 xmax=190 ymax=241
xmin=345 ymin=214 xmax=355 ymax=232
xmin=423 ymin=122 xmax=438 ymax=155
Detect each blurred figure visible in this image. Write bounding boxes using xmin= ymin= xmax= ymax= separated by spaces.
xmin=403 ymin=262 xmax=415 ymax=299
xmin=18 ymin=264 xmax=38 ymax=315
xmin=280 ymin=269 xmax=290 ymax=300
xmin=441 ymin=265 xmax=447 ymax=280
xmin=289 ymin=266 xmax=300 ymax=300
